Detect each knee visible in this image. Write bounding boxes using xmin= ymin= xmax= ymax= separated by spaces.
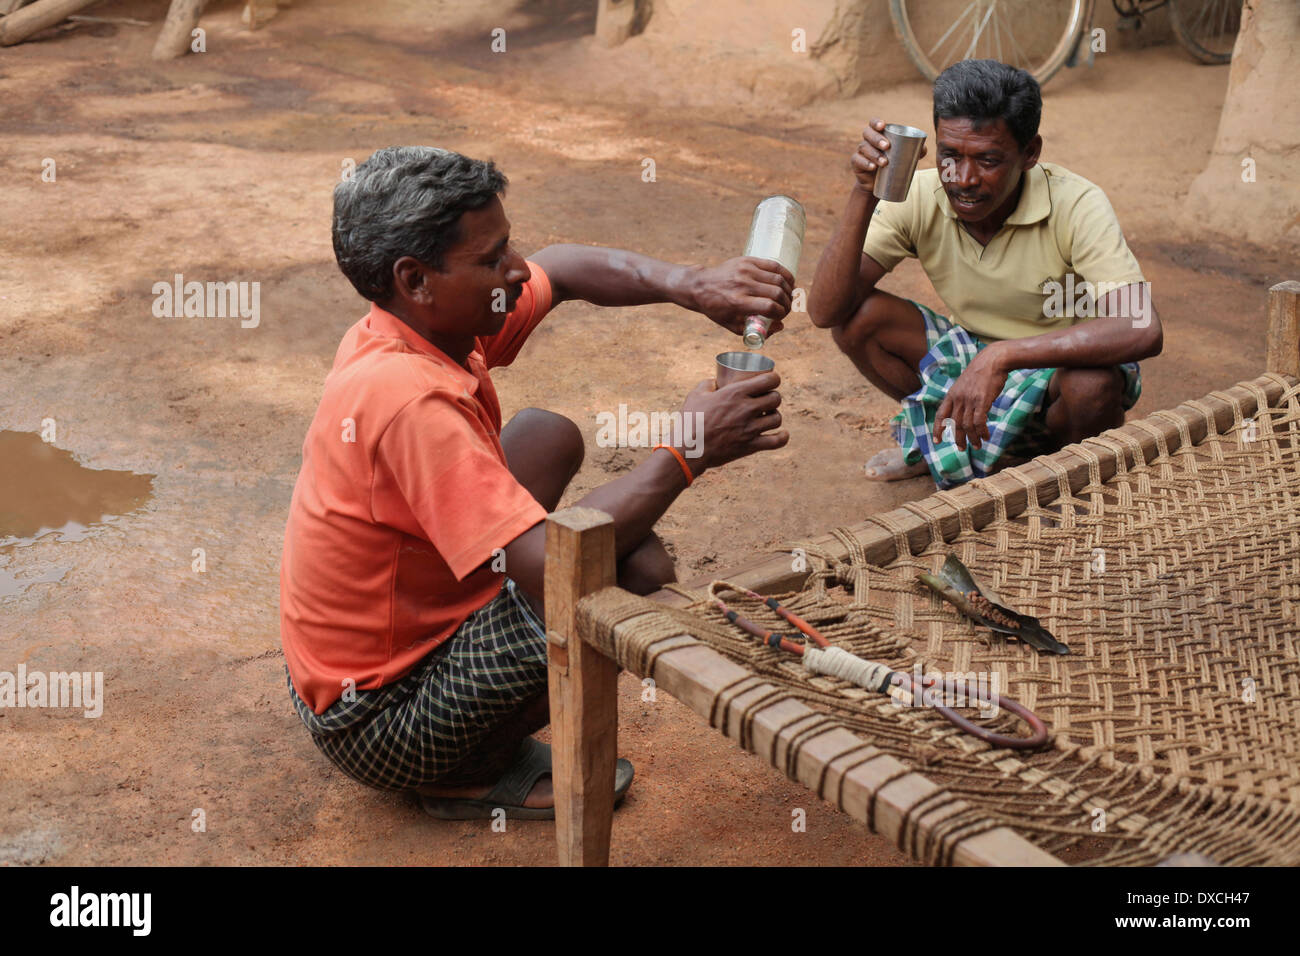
xmin=514 ymin=407 xmax=584 ymax=474
xmin=1056 ymin=368 xmax=1124 ymax=410
xmin=830 ymin=291 xmax=892 ymax=355
xmin=618 ymin=539 xmax=677 ymax=597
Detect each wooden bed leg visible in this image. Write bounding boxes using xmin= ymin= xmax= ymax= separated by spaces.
xmin=544 ymin=507 xmax=619 ymax=866
xmin=1265 ymin=280 xmax=1300 ymax=378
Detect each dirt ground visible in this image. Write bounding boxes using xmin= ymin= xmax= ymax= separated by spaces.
xmin=1 ymin=0 xmax=1295 ymax=866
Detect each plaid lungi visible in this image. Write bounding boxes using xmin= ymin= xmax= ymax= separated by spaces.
xmin=287 ymin=577 xmax=549 ymax=792
xmin=890 ymin=302 xmax=1141 ymax=489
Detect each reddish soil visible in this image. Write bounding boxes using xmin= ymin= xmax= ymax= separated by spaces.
xmin=1 ymin=0 xmax=1294 ymax=866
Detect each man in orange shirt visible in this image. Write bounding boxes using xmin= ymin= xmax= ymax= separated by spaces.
xmin=281 ymin=146 xmax=792 ymax=819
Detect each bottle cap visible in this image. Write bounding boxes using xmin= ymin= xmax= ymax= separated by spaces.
xmin=743 ymin=316 xmax=769 ymax=349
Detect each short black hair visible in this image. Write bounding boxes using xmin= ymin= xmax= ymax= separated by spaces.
xmin=932 ymin=59 xmax=1041 ymax=151
xmin=332 ymin=146 xmax=507 ymax=302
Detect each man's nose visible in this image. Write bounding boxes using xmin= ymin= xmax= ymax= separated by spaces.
xmin=506 ymin=250 xmax=530 ymax=284
xmin=958 ymin=160 xmax=981 ymax=189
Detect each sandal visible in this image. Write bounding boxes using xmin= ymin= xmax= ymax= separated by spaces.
xmin=418 ymin=737 xmax=634 ymax=820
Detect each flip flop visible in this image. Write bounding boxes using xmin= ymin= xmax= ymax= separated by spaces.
xmin=417 ymin=737 xmax=634 ymax=821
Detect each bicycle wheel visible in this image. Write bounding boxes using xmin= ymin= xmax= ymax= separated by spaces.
xmin=1168 ymin=0 xmax=1241 ymax=65
xmin=890 ymin=0 xmax=1088 ymax=86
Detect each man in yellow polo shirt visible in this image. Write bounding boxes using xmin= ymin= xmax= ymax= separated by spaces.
xmin=809 ymin=59 xmax=1163 ymax=488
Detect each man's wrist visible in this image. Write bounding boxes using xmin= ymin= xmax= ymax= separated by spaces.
xmin=675 ymin=264 xmax=705 ymax=313
xmin=655 ymin=444 xmax=705 ymax=486
xmin=850 ymin=183 xmax=878 ymax=206
xmin=985 ymin=339 xmax=1018 ymax=375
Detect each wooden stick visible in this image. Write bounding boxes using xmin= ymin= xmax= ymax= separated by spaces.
xmin=1266 ymin=280 xmax=1300 ymax=378
xmin=67 ymin=15 xmax=151 ymax=26
xmin=0 ymin=0 xmax=98 ymax=46
xmin=545 ymin=508 xmax=620 ymax=867
xmin=151 ymin=0 xmax=206 ymax=60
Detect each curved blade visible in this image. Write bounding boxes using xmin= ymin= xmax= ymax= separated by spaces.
xmin=927 ymin=555 xmax=1070 ymax=655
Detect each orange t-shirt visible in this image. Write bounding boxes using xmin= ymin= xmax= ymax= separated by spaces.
xmin=280 ymin=264 xmax=553 ymax=714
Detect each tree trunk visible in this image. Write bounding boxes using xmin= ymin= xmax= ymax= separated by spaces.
xmin=0 ymin=0 xmax=98 ymax=46
xmin=151 ymin=0 xmax=207 ymax=60
xmin=1183 ymin=0 xmax=1300 ymax=253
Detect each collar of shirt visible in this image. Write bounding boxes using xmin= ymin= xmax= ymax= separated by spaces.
xmin=363 ymin=303 xmax=483 ymax=397
xmin=932 ymin=163 xmax=1052 ymax=225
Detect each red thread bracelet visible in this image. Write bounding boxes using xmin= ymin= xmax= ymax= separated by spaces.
xmin=653 ymin=444 xmax=695 ymax=487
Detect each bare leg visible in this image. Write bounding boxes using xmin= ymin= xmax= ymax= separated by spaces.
xmin=416 ymin=693 xmax=554 ymax=807
xmin=618 ymin=532 xmax=676 ymax=595
xmin=500 ymin=407 xmax=585 ymax=513
xmin=830 ymin=290 xmax=932 ymax=480
xmin=499 ymin=406 xmax=676 ymax=606
xmin=1042 ymin=367 xmax=1126 ymax=447
xmin=418 ymin=408 xmax=673 ymax=806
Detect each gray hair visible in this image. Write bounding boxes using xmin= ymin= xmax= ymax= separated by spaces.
xmin=932 ymin=59 xmax=1041 ymax=151
xmin=331 ymin=146 xmax=508 ymax=302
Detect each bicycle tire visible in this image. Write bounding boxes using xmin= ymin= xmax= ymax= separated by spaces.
xmin=1168 ymin=0 xmax=1240 ymax=65
xmin=889 ymin=0 xmax=1089 ymax=86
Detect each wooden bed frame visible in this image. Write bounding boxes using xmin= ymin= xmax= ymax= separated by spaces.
xmin=542 ymin=280 xmax=1300 ymax=867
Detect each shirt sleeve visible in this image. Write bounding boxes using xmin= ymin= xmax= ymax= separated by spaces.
xmin=1063 ymin=187 xmax=1146 ymax=290
xmin=371 ymin=389 xmax=547 ymax=581
xmin=480 ymin=260 xmax=554 ymax=370
xmin=861 ymin=187 xmax=918 ymax=272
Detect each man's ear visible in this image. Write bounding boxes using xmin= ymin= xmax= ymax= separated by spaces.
xmin=1022 ymin=134 xmax=1043 ymax=170
xmin=392 ymin=256 xmax=435 ymax=305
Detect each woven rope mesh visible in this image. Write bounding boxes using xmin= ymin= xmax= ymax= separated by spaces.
xmin=578 ymin=372 xmax=1300 ymax=865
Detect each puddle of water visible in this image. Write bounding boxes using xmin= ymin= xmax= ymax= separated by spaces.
xmin=0 ymin=826 xmax=62 ymax=865
xmin=0 ymin=431 xmax=154 ymax=596
xmin=0 ymin=563 xmax=70 ymax=599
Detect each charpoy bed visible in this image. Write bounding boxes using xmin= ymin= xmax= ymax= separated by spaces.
xmin=542 ymin=281 xmax=1300 ymax=866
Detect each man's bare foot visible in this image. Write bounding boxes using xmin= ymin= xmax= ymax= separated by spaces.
xmin=864 ymin=447 xmax=929 ymax=481
xmin=417 ymin=775 xmax=554 ymax=809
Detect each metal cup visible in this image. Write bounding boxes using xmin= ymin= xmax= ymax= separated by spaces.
xmin=716 ymin=351 xmax=775 ymax=388
xmin=872 ymin=123 xmax=927 ymax=203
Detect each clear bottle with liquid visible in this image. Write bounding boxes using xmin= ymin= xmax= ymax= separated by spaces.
xmin=741 ymin=195 xmax=805 ymax=349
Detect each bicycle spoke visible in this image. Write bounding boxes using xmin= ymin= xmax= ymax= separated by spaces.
xmin=926 ymin=1 xmax=979 ymax=62
xmin=1195 ymin=0 xmax=1212 ymax=36
xmin=933 ymin=9 xmax=982 ymax=67
xmin=1220 ymin=0 xmax=1238 ymax=45
xmin=1190 ymin=0 xmax=1240 ymax=51
xmin=1002 ymin=12 xmax=1033 ymax=70
xmin=995 ymin=8 xmax=1018 ymax=68
xmin=1210 ymin=0 xmax=1231 ymax=40
xmin=964 ymin=2 xmax=997 ymax=60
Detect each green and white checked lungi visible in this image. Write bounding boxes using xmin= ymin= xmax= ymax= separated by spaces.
xmin=287 ymin=578 xmax=548 ymax=792
xmin=890 ymin=302 xmax=1141 ymax=489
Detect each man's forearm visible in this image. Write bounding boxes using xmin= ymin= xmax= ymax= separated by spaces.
xmin=808 ymin=186 xmax=877 ymax=328
xmin=534 ymin=243 xmax=698 ymax=310
xmin=573 ymin=451 xmax=690 ymax=558
xmin=991 ymin=310 xmax=1163 ymax=374
xmin=501 ymin=450 xmax=689 ymax=601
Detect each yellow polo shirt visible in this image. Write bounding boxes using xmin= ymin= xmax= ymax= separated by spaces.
xmin=862 ymin=161 xmax=1145 ymax=342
